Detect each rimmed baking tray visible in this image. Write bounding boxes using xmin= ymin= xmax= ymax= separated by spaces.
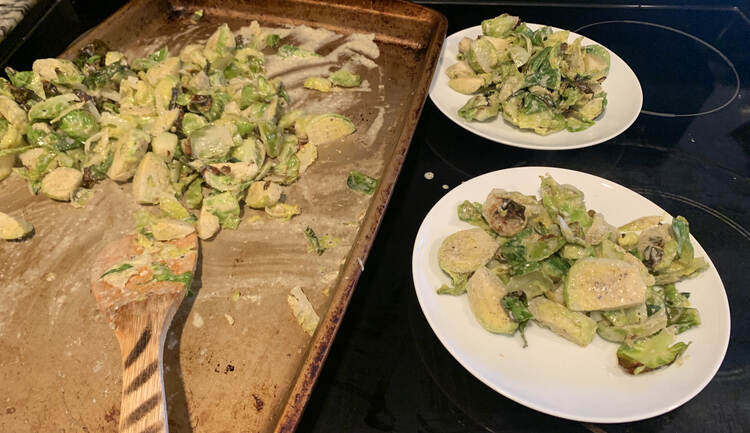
xmin=0 ymin=1 xmax=446 ymax=432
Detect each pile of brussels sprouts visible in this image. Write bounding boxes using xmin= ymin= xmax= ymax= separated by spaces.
xmin=0 ymin=22 xmax=356 ymax=241
xmin=446 ymin=13 xmax=611 ymax=135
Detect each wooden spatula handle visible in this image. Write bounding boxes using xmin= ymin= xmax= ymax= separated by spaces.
xmin=113 ymin=293 xmax=183 ymax=433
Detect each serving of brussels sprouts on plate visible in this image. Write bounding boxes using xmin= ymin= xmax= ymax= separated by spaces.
xmin=0 ymin=22 xmax=357 ymax=242
xmin=429 ymin=14 xmax=643 ymax=150
xmin=413 ymin=167 xmax=729 ymax=422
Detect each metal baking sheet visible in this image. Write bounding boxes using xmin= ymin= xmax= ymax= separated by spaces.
xmin=0 ymin=1 xmax=446 ymax=432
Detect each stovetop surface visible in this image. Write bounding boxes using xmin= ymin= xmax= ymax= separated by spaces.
xmin=297 ymin=3 xmax=750 ymax=432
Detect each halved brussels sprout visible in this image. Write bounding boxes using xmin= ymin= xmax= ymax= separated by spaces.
xmin=298 ymin=114 xmax=355 ymax=145
xmin=438 ymin=228 xmax=498 ymax=274
xmin=564 ymin=257 xmax=647 ymax=311
xmin=466 ymin=266 xmax=518 ymax=334
xmin=188 ymin=124 xmax=234 ymax=161
xmin=529 ymin=296 xmax=597 ymax=347
xmin=482 ymin=188 xmax=528 ymax=236
xmin=59 ymin=109 xmax=99 ymax=140
xmin=448 ymin=76 xmax=485 ymax=95
xmin=203 ymin=24 xmax=236 ymax=71
xmin=0 ymin=211 xmax=34 ymax=240
xmin=179 ymin=44 xmax=208 ymax=70
xmin=32 ymin=58 xmax=83 ymax=86
xmin=41 ymin=167 xmax=83 ymax=201
xmin=203 ymin=191 xmax=241 ymax=229
xmin=145 ymin=57 xmax=180 ymax=86
xmin=467 ymin=38 xmax=497 ymax=73
xmin=132 ymin=152 xmax=174 ymax=204
xmin=203 ymin=161 xmax=258 ymax=192
xmin=0 ymin=96 xmax=28 ymax=130
xmin=245 ymin=180 xmax=282 ymax=209
xmin=481 ymin=14 xmax=518 ymax=37
xmin=583 ymin=45 xmax=610 ymax=81
xmin=197 ymin=204 xmax=220 ymax=240
xmin=445 ymin=60 xmax=475 ymax=79
xmin=107 ymin=130 xmax=150 ymax=182
xmin=28 ymin=94 xmax=79 ymax=122
xmin=152 ymin=132 xmax=178 ymax=162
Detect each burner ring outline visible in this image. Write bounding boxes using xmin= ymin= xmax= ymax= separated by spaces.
xmin=575 ymin=20 xmax=740 ymax=118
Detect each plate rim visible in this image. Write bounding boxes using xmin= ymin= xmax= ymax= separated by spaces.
xmin=411 ymin=166 xmax=731 ymax=423
xmin=428 ymin=24 xmax=644 ymax=150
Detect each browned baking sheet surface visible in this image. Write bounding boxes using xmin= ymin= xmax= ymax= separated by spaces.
xmin=0 ymin=1 xmax=445 ymax=432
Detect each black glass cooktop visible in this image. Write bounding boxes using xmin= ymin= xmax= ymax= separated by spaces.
xmin=297 ymin=3 xmax=750 ymax=433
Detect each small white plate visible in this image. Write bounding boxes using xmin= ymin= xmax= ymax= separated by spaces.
xmin=429 ymin=25 xmax=643 ymax=150
xmin=412 ymin=167 xmax=730 ymax=422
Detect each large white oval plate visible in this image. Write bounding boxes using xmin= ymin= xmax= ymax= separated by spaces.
xmin=429 ymin=25 xmax=643 ymax=150
xmin=412 ymin=167 xmax=730 ymax=422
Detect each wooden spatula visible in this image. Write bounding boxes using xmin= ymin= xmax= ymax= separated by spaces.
xmin=90 ymin=232 xmax=199 ymax=433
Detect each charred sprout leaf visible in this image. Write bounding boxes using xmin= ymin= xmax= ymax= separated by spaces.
xmin=617 ymin=330 xmax=689 ymax=375
xmin=501 ymin=291 xmax=533 ymax=347
xmin=646 ymin=303 xmax=662 ymax=316
xmin=304 ymin=227 xmax=326 ymax=255
xmin=346 ymin=170 xmax=377 ymax=195
xmin=100 ymin=263 xmax=134 ymax=278
xmin=82 ymin=152 xmax=113 ymax=187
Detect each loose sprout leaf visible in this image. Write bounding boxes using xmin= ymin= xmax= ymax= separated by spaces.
xmin=288 ymin=286 xmax=319 ymax=336
xmin=151 ymin=263 xmax=194 ymax=288
xmin=617 ymin=330 xmax=690 ymax=375
xmin=277 ymin=45 xmax=318 ymax=58
xmin=437 ymin=271 xmax=469 ymax=295
xmin=266 ymin=34 xmax=280 ymax=48
xmin=501 ymin=291 xmax=533 ymax=347
xmin=100 ymin=263 xmax=134 ymax=278
xmin=304 ymin=226 xmax=326 ymax=256
xmin=347 ymin=170 xmax=377 ymax=195
xmin=671 ymin=216 xmax=694 ymax=265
